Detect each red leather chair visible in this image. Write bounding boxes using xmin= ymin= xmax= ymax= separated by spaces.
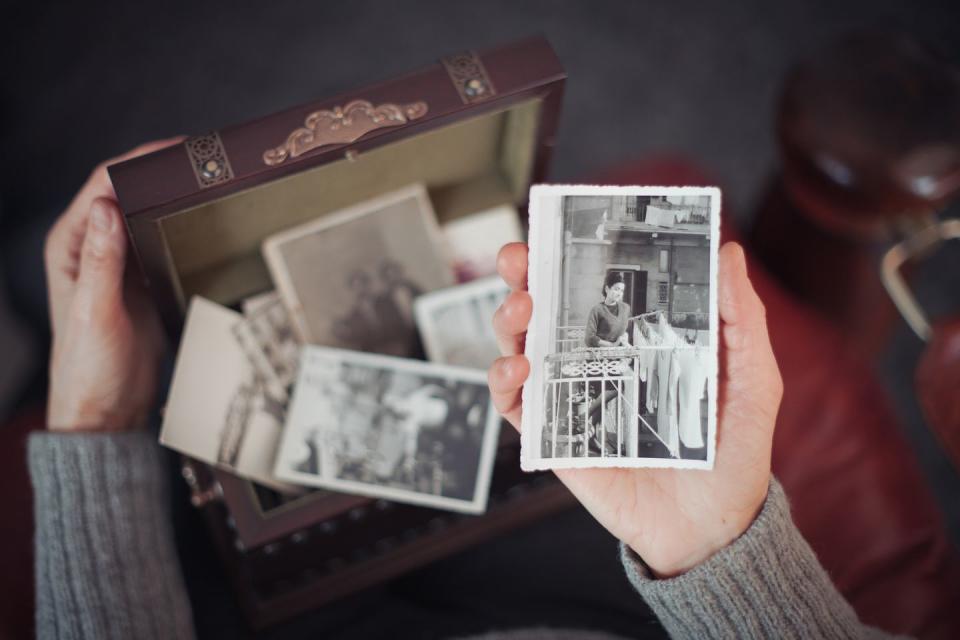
xmin=595 ymin=157 xmax=960 ymax=638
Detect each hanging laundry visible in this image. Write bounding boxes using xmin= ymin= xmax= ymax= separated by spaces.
xmin=594 ymin=210 xmax=608 ymax=241
xmin=638 ymin=319 xmax=662 ymax=413
xmin=632 ymin=322 xmax=645 ymax=379
xmin=645 ymin=205 xmax=675 ymax=227
xmin=632 ymin=322 xmax=656 ymax=383
xmin=676 ymin=346 xmax=710 ymax=449
xmin=655 ymin=324 xmax=681 ymax=456
xmin=647 ymin=358 xmax=658 ymax=414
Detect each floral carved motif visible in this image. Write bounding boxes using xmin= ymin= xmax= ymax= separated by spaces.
xmin=263 ymin=100 xmax=428 ymax=166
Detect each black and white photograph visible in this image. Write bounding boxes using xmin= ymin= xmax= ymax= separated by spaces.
xmin=521 ymin=185 xmax=720 ymax=471
xmin=233 ymin=291 xmax=301 ymax=401
xmin=414 ymin=276 xmax=511 ymax=371
xmin=160 ymin=297 xmax=299 ymax=492
xmin=274 ymin=346 xmax=501 ymax=514
xmin=262 ymin=184 xmax=454 ymax=356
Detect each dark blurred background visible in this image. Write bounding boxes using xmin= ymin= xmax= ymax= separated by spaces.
xmin=2 ymin=1 xmax=960 ymax=637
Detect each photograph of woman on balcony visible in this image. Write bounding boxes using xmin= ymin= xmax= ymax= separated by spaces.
xmin=533 ymin=190 xmax=717 ymax=468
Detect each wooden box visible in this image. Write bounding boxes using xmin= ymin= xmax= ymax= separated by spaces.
xmin=108 ymin=36 xmax=574 ymax=628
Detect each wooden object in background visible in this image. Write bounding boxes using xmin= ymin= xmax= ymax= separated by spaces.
xmin=749 ymin=31 xmax=960 ymax=355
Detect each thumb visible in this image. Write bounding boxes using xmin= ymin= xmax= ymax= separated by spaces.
xmin=72 ymin=198 xmax=128 ymax=326
xmin=718 ymin=242 xmax=782 ymax=435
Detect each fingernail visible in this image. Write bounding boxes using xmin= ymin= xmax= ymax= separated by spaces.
xmin=90 ymin=202 xmax=114 ymax=233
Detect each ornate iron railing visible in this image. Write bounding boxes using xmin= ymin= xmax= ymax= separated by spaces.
xmin=542 ymin=345 xmax=677 ymax=460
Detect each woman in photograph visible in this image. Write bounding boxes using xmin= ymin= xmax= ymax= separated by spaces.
xmin=582 ymin=272 xmax=632 ymax=454
xmin=584 ymin=272 xmax=631 ymax=349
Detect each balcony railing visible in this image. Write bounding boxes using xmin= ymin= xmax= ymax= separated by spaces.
xmin=555 ymin=325 xmax=586 ymax=354
xmin=541 ymin=344 xmax=679 ymax=460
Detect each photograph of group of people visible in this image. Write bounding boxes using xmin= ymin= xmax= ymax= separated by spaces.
xmin=523 ymin=186 xmax=720 ymax=470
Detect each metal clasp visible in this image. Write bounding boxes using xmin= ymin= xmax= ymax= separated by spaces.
xmin=880 ymin=219 xmax=960 ymax=341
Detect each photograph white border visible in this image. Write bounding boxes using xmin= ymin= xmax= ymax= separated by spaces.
xmin=520 ymin=184 xmax=721 ymax=471
xmin=413 ymin=275 xmax=510 ymax=368
xmin=262 ymin=183 xmax=452 ymax=344
xmin=274 ymin=346 xmax=502 ymax=514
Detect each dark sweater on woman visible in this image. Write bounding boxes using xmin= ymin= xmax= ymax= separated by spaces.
xmin=584 ymin=301 xmax=631 ymax=347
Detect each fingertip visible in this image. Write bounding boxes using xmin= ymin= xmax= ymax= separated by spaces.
xmin=719 ymin=242 xmax=746 ymax=279
xmin=493 ymin=291 xmax=532 ymax=356
xmin=497 ymin=241 xmax=527 ymax=259
xmin=496 ymin=243 xmax=529 ymax=291
xmin=487 ymin=358 xmax=503 ymax=391
xmin=509 ymin=353 xmax=530 ymax=379
xmin=496 ymin=290 xmax=532 ymax=326
xmin=488 ymin=354 xmax=530 ymax=392
xmin=718 ymin=241 xmax=756 ymax=325
xmin=87 ymin=198 xmax=123 ymax=244
xmin=77 ymin=198 xmax=127 ymax=300
xmin=74 ymin=138 xmax=188 ymax=224
xmin=108 ymin=136 xmax=190 ymax=166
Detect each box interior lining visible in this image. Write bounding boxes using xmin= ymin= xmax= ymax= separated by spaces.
xmin=157 ymin=99 xmax=542 ymax=311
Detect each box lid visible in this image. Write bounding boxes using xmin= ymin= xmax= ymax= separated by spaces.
xmin=109 ymin=36 xmax=566 ymax=335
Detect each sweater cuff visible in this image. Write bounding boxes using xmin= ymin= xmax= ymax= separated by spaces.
xmin=28 ymin=431 xmax=195 ymax=640
xmin=620 ymin=479 xmax=868 ymax=639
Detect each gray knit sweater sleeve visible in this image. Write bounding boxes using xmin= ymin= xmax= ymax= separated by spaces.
xmin=29 ymin=433 xmax=899 ymax=640
xmin=29 ymin=432 xmax=196 ymax=640
xmin=620 ymin=479 xmax=898 ymax=639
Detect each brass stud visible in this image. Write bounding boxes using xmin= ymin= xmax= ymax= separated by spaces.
xmin=464 ymin=78 xmax=487 ymax=97
xmin=201 ymin=159 xmax=223 ymax=179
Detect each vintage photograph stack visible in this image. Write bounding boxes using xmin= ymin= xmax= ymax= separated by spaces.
xmin=160 ymin=184 xmax=517 ymax=514
xmin=158 ymin=181 xmax=722 ymax=515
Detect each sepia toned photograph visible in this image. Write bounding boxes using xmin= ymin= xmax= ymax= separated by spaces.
xmin=274 ymin=346 xmax=501 ymax=514
xmin=160 ymin=297 xmax=299 ymax=493
xmin=521 ymin=185 xmax=720 ymax=471
xmin=263 ymin=184 xmax=454 ymax=356
xmin=414 ymin=276 xmax=511 ymax=371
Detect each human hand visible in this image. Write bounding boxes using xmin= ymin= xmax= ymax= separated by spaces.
xmin=489 ymin=241 xmax=782 ymax=577
xmin=45 ymin=138 xmax=184 ymax=431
